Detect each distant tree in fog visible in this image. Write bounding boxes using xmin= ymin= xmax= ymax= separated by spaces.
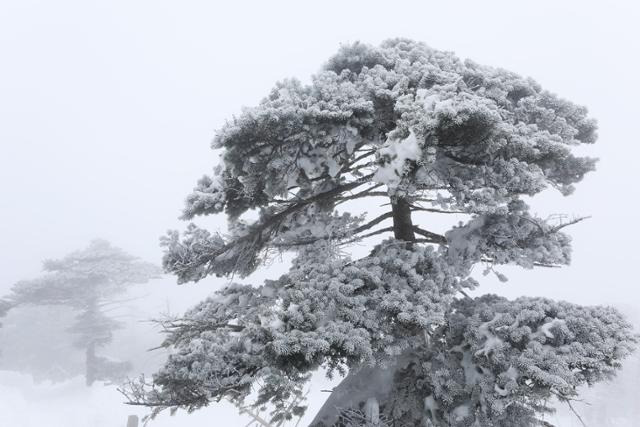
xmin=124 ymin=39 xmax=638 ymax=426
xmin=0 ymin=304 xmax=83 ymax=381
xmin=0 ymin=299 xmax=12 ymax=326
xmin=5 ymin=240 xmax=161 ymax=385
xmin=0 ymin=298 xmax=13 ymax=353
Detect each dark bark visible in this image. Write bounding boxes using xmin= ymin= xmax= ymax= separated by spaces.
xmin=391 ymin=197 xmax=416 ymax=242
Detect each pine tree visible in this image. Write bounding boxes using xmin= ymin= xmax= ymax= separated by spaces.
xmin=123 ymin=40 xmax=637 ymax=426
xmin=7 ymin=239 xmax=161 ymax=385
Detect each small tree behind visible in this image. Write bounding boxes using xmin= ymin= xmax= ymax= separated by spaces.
xmin=7 ymin=239 xmax=161 ymax=385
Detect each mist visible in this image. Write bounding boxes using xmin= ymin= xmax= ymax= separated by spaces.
xmin=1 ymin=1 xmax=639 ymax=426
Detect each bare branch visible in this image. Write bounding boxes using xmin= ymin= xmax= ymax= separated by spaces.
xmin=551 ymin=390 xmax=589 ymax=427
xmin=551 ymin=216 xmax=590 ymax=233
xmin=229 ymin=398 xmax=272 ymax=427
xmin=480 ymin=257 xmax=562 ymax=268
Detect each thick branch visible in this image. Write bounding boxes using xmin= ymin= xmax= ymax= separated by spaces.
xmin=391 ymin=198 xmax=416 ymax=242
xmin=335 ymin=184 xmax=387 ymax=204
xmin=351 ymin=212 xmax=393 ymax=235
xmin=342 ymin=226 xmax=395 ymax=245
xmin=412 ymin=227 xmax=447 ymax=244
xmin=270 ymin=211 xmax=394 ymax=248
xmin=196 ymin=175 xmax=376 ymax=274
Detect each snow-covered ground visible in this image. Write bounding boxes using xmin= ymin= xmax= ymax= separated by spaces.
xmin=0 ymin=369 xmax=339 ymax=427
xmin=0 ymin=370 xmax=240 ymax=427
xmin=2 ymin=366 xmax=638 ymax=427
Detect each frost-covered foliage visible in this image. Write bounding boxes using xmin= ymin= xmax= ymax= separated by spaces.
xmin=6 ymin=240 xmax=161 ymax=385
xmin=126 ymin=39 xmax=637 ymax=426
xmin=375 ymin=295 xmax=636 ymax=426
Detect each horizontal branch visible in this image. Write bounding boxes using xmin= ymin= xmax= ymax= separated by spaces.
xmin=480 ymin=257 xmax=562 ymax=268
xmin=191 ymin=175 xmax=376 ymax=276
xmin=412 ymin=226 xmax=447 ymax=244
xmin=349 ymin=226 xmax=394 ymax=241
xmin=160 ymin=319 xmax=246 ymax=333
xmin=410 ymin=206 xmax=466 ymax=214
xmin=351 ymin=212 xmax=393 ymax=235
xmin=551 ymin=216 xmax=590 ymax=232
xmin=335 ymin=185 xmax=388 ymax=204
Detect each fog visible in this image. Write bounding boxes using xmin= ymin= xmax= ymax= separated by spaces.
xmin=1 ymin=1 xmax=638 ymax=426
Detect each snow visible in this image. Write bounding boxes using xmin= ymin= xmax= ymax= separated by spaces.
xmin=475 ymin=314 xmax=504 ymax=356
xmin=297 ymin=151 xmax=341 ymax=180
xmin=0 ymin=371 xmax=245 ymax=427
xmin=451 ymin=403 xmax=470 ymax=420
xmin=459 ymin=349 xmax=483 ymax=387
xmin=424 ymin=395 xmax=439 ymax=422
xmin=537 ymin=318 xmax=565 ymax=339
xmin=363 ymin=396 xmax=379 ymax=423
xmin=446 ymin=216 xmax=486 ymax=261
xmin=0 ymin=369 xmax=340 ymax=427
xmin=373 ymin=131 xmax=422 ymax=187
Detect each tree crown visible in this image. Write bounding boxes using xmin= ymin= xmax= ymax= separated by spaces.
xmin=164 ymin=38 xmax=596 ymax=283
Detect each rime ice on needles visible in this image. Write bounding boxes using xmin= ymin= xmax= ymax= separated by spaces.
xmin=127 ymin=39 xmax=637 ymax=426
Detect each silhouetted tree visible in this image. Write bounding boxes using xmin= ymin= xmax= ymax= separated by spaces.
xmin=7 ymin=240 xmax=160 ymax=385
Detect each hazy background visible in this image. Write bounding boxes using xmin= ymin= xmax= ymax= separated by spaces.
xmin=0 ymin=1 xmax=638 ymax=426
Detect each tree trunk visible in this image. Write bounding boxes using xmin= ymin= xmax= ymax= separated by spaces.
xmin=311 ymin=200 xmax=417 ymax=425
xmin=85 ymin=340 xmax=96 ymax=386
xmin=310 ymin=366 xmax=395 ymax=426
xmin=391 ymin=197 xmax=415 ymax=242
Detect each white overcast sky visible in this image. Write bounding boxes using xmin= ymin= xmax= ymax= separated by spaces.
xmin=1 ymin=0 xmax=639 ymax=311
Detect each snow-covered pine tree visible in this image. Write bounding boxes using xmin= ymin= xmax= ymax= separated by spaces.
xmin=124 ymin=40 xmax=637 ymax=426
xmin=6 ymin=239 xmax=161 ymax=385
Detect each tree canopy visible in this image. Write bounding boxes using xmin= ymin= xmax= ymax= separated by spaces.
xmin=124 ymin=39 xmax=637 ymax=426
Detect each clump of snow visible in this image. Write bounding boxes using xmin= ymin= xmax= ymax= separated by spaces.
xmin=373 ymin=131 xmax=422 ymax=187
xmin=475 ymin=314 xmax=504 ymax=356
xmin=446 ymin=216 xmax=486 ymax=262
xmin=424 ymin=395 xmax=439 ymax=422
xmin=297 ymin=149 xmax=341 ymax=180
xmin=451 ymin=403 xmax=470 ymax=420
xmin=363 ymin=397 xmax=380 ymax=424
xmin=535 ymin=318 xmax=566 ymax=339
xmin=455 ymin=347 xmax=484 ymax=387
